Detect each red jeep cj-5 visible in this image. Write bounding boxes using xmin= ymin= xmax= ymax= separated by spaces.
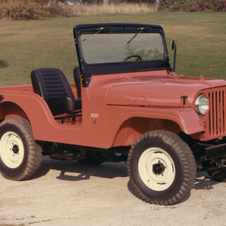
xmin=0 ymin=23 xmax=225 ymax=205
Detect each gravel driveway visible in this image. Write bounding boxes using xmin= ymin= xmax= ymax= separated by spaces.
xmin=1 ymin=156 xmax=226 ymax=226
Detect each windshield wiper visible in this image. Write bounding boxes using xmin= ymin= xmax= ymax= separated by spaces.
xmin=82 ymin=27 xmax=106 ymax=42
xmin=126 ymin=27 xmax=149 ymax=45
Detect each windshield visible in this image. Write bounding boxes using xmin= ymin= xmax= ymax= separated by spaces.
xmin=74 ymin=24 xmax=171 ymax=81
xmin=81 ymin=32 xmax=165 ymax=65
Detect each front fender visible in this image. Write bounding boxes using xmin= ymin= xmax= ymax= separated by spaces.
xmin=152 ymin=108 xmax=204 ymax=135
xmin=125 ymin=107 xmax=205 ymax=135
xmin=107 ymin=106 xmax=205 ymax=147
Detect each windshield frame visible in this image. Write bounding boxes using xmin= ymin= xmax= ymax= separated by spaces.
xmin=74 ymin=23 xmax=171 ymax=79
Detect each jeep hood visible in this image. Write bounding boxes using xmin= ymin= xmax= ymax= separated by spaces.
xmin=104 ymin=76 xmax=226 ymax=107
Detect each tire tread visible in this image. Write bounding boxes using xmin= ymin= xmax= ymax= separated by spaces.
xmin=0 ymin=117 xmax=42 ymax=181
xmin=127 ymin=130 xmax=196 ymax=205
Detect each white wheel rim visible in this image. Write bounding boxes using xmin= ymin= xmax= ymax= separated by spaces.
xmin=0 ymin=131 xmax=25 ymax=169
xmin=138 ymin=147 xmax=176 ymax=191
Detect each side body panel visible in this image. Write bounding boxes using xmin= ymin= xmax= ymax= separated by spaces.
xmin=0 ymin=71 xmax=208 ymax=148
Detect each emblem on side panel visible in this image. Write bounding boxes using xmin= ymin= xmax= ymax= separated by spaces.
xmin=90 ymin=113 xmax=99 ymax=118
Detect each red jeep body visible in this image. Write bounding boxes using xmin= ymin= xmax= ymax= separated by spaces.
xmin=0 ymin=71 xmax=225 ymax=146
xmin=0 ymin=23 xmax=225 ymax=205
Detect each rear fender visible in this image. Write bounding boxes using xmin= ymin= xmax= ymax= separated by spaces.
xmin=0 ymin=91 xmax=56 ymax=140
xmin=0 ymin=102 xmax=28 ymax=121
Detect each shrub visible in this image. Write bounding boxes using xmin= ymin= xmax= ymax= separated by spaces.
xmin=61 ymin=3 xmax=156 ymax=16
xmin=0 ymin=0 xmax=50 ymax=19
xmin=160 ymin=0 xmax=226 ymax=12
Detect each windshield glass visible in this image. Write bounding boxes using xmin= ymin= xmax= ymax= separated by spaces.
xmin=81 ymin=32 xmax=165 ymax=65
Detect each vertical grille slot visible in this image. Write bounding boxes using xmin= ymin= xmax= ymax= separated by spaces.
xmin=208 ymin=89 xmax=226 ymax=137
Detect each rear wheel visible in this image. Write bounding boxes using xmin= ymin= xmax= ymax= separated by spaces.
xmin=128 ymin=130 xmax=196 ymax=205
xmin=0 ymin=117 xmax=42 ymax=181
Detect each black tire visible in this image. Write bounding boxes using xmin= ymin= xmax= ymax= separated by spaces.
xmin=0 ymin=117 xmax=42 ymax=181
xmin=79 ymin=151 xmax=106 ymax=165
xmin=127 ymin=130 xmax=196 ymax=205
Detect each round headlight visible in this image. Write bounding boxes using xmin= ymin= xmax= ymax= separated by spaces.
xmin=195 ymin=95 xmax=209 ymax=116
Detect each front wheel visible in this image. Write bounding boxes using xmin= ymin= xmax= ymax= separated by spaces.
xmin=127 ymin=130 xmax=196 ymax=205
xmin=0 ymin=117 xmax=42 ymax=181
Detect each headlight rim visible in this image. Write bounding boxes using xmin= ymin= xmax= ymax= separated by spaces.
xmin=195 ymin=94 xmax=209 ymax=116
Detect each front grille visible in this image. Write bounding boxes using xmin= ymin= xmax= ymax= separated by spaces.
xmin=208 ymin=89 xmax=226 ymax=138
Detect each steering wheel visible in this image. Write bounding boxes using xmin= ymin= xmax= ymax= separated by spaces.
xmin=123 ymin=55 xmax=142 ymax=62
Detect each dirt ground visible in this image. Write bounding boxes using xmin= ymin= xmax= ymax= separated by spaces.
xmin=1 ymin=156 xmax=226 ymax=226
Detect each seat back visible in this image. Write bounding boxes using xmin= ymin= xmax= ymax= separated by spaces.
xmin=31 ymin=68 xmax=75 ymax=104
xmin=73 ymin=67 xmax=81 ymax=98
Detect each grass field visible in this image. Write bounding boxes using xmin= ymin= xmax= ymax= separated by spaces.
xmin=0 ymin=12 xmax=226 ymax=86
